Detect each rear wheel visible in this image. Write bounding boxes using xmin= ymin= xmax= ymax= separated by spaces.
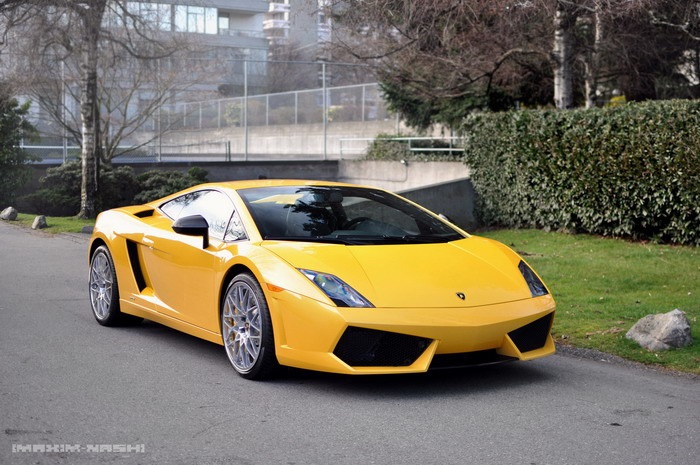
xmin=89 ymin=245 xmax=142 ymax=326
xmin=221 ymin=273 xmax=278 ymax=380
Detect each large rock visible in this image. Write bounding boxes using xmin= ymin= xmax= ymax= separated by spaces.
xmin=626 ymin=309 xmax=693 ymax=351
xmin=1 ymin=206 xmax=18 ymax=221
xmin=32 ymin=215 xmax=48 ymax=230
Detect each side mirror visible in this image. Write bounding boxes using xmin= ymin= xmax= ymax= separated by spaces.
xmin=172 ymin=215 xmax=209 ymax=249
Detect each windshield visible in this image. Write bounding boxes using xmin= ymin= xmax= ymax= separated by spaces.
xmin=238 ymin=185 xmax=465 ymax=245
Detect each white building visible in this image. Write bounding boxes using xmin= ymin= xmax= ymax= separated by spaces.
xmin=264 ymin=0 xmax=332 ymax=61
xmin=125 ymin=1 xmax=271 ymax=95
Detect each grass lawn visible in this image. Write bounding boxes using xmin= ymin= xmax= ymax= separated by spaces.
xmin=479 ymin=229 xmax=700 ymax=374
xmin=14 ymin=213 xmax=95 ymax=234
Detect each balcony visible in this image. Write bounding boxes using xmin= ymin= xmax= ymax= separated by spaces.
xmin=203 ymin=0 xmax=268 ymax=14
xmin=219 ymin=28 xmax=267 ymax=39
xmin=202 ymin=29 xmax=268 ymax=48
xmin=268 ymin=3 xmax=291 ymax=14
xmin=263 ymin=19 xmax=290 ymax=30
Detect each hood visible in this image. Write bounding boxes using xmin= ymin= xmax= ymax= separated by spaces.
xmin=262 ymin=237 xmax=532 ymax=308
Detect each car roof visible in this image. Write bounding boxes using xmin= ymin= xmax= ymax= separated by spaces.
xmin=142 ymin=180 xmax=383 ymax=210
xmin=200 ymin=179 xmax=373 ymax=191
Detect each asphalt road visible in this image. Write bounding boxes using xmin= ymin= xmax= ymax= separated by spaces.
xmin=1 ymin=220 xmax=698 ymax=465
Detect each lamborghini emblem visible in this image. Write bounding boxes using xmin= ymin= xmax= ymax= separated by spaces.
xmin=456 ymin=292 xmax=466 ymax=300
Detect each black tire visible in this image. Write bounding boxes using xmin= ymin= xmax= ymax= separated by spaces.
xmin=88 ymin=245 xmax=142 ymax=327
xmin=221 ymin=272 xmax=278 ymax=380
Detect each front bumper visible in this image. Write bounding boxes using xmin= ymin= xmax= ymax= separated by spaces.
xmin=267 ymin=290 xmax=556 ymax=375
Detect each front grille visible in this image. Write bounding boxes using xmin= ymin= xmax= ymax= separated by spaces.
xmin=508 ymin=313 xmax=554 ymax=353
xmin=430 ymin=350 xmax=516 ymax=369
xmin=333 ymin=327 xmax=431 ymax=367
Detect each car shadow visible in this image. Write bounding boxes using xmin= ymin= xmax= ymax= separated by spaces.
xmin=275 ymin=362 xmax=554 ymax=399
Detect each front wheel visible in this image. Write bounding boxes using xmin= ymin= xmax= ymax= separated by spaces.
xmin=89 ymin=245 xmax=142 ymax=326
xmin=221 ymin=273 xmax=278 ymax=380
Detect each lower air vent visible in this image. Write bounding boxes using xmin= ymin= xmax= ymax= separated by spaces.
xmin=508 ymin=313 xmax=554 ymax=353
xmin=430 ymin=350 xmax=516 ymax=369
xmin=333 ymin=327 xmax=431 ymax=367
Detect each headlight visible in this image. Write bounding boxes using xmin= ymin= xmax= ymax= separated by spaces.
xmin=299 ymin=269 xmax=374 ymax=308
xmin=518 ymin=261 xmax=549 ymax=297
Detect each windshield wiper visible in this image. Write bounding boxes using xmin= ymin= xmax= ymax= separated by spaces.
xmin=381 ymin=234 xmax=454 ymax=244
xmin=264 ymin=236 xmax=358 ymax=245
xmin=264 ymin=234 xmax=460 ymax=245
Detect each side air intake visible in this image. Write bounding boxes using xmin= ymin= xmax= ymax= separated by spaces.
xmin=126 ymin=240 xmax=147 ymax=292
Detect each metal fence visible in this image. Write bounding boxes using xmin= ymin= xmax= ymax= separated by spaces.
xmin=22 ymin=134 xmax=465 ymax=164
xmin=158 ymin=81 xmax=390 ymax=132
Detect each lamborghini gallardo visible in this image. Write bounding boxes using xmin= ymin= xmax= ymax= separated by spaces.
xmin=88 ymin=180 xmax=556 ymax=380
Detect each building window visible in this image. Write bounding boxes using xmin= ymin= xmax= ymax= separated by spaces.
xmin=205 ymin=8 xmax=217 ymax=34
xmin=218 ymin=13 xmax=230 ymax=33
xmin=122 ymin=2 xmax=172 ymax=31
xmin=175 ymin=5 xmax=218 ymax=34
xmin=189 ymin=6 xmax=205 ymax=33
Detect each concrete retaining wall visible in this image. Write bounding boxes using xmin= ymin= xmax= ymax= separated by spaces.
xmin=157 ymin=120 xmax=406 ymax=159
xmin=399 ymin=180 xmax=476 ymax=230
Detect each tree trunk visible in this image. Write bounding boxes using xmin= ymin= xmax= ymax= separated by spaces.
xmin=584 ymin=3 xmax=603 ymax=109
xmin=77 ymin=1 xmax=106 ymax=219
xmin=552 ymin=1 xmax=576 ymax=109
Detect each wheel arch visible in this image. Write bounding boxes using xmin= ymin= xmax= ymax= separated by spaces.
xmin=89 ymin=237 xmax=108 ymax=262
xmin=219 ymin=263 xmax=254 ymax=313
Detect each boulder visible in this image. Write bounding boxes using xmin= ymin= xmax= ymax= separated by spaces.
xmin=32 ymin=215 xmax=48 ymax=230
xmin=626 ymin=309 xmax=693 ymax=351
xmin=0 ymin=206 xmax=18 ymax=221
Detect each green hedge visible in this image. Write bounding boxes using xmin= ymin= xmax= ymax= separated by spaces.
xmin=461 ymin=100 xmax=700 ymax=245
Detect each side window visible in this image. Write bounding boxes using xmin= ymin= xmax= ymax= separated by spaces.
xmin=160 ymin=191 xmax=205 ymax=220
xmin=225 ymin=210 xmax=246 ymax=241
xmin=161 ymin=190 xmax=246 ymax=242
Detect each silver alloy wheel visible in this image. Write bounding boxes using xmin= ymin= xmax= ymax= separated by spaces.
xmin=222 ymin=280 xmax=263 ymax=373
xmin=89 ymin=251 xmax=113 ymax=320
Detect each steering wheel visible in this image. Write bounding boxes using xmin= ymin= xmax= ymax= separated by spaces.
xmin=344 ymin=217 xmax=372 ymax=230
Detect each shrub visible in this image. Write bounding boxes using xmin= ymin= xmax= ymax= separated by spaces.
xmin=461 ymin=100 xmax=700 ymax=245
xmin=133 ymin=167 xmax=208 ymax=203
xmin=20 ymin=161 xmax=139 ymax=216
xmin=0 ymin=92 xmax=37 ymax=205
xmin=364 ymin=133 xmax=462 ymax=161
xmin=21 ymin=162 xmax=208 ymax=215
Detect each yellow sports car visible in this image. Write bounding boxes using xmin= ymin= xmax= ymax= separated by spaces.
xmin=88 ymin=180 xmax=555 ymax=379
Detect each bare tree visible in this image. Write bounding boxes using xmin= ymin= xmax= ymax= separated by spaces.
xmin=22 ymin=36 xmax=206 ymax=163
xmin=649 ymin=0 xmax=700 ymax=42
xmin=0 ymin=0 xmax=193 ymax=218
xmin=330 ymin=0 xmax=676 ymax=118
xmin=332 ymin=1 xmax=548 ymax=102
xmin=647 ymin=0 xmax=700 ymax=95
xmin=266 ymin=41 xmax=322 ymax=93
xmin=552 ymin=1 xmax=578 ymax=109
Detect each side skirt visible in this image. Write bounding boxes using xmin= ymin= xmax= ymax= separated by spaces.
xmin=119 ymin=299 xmax=223 ymax=346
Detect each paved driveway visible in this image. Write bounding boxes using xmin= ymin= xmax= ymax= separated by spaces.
xmin=1 ymin=220 xmax=698 ymax=465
